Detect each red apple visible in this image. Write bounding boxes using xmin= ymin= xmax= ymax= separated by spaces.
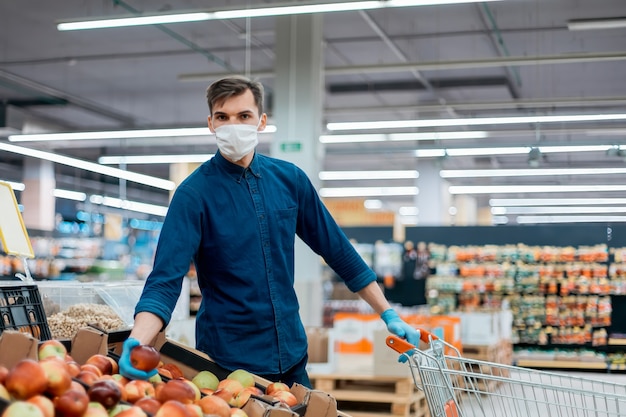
xmin=186 ymin=403 xmax=203 ymax=417
xmin=87 ymin=379 xmax=122 ymax=409
xmin=40 ymin=358 xmax=72 ymax=396
xmin=182 ymin=378 xmax=201 ymax=401
xmin=233 ymin=389 xmax=252 ymax=408
xmin=69 ymin=380 xmax=88 ymax=395
xmin=129 ymin=345 xmax=161 ymax=372
xmin=265 ymin=381 xmax=290 ymax=396
xmin=86 ymin=354 xmax=114 ymax=375
xmin=112 ymin=406 xmax=148 ymax=417
xmin=66 ymin=361 xmax=81 ymax=378
xmin=196 ymin=395 xmax=230 ymax=417
xmin=157 ymin=368 xmax=173 ymax=379
xmin=76 ymin=370 xmax=100 ymax=386
xmin=217 ymin=378 xmax=244 ymax=396
xmin=5 ymin=359 xmax=48 ymax=400
xmin=27 ymin=394 xmax=55 ymax=417
xmin=213 ymin=388 xmax=236 ymax=405
xmin=154 ymin=400 xmax=192 ymax=417
xmin=160 ymin=363 xmax=184 ymax=379
xmin=125 ymin=379 xmax=156 ymax=403
xmin=156 ymin=378 xmax=197 ymax=404
xmin=54 ymin=388 xmax=90 ymax=417
xmin=80 ymin=363 xmax=103 ymax=377
xmin=1 ymin=401 xmax=45 ymax=417
xmin=134 ymin=397 xmax=162 ymax=415
xmin=272 ymin=390 xmax=298 ymax=407
xmin=38 ymin=339 xmax=68 ymax=361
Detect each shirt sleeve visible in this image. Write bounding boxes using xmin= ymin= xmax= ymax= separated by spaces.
xmin=134 ymin=185 xmax=203 ymax=326
xmin=294 ymin=168 xmax=376 ymax=292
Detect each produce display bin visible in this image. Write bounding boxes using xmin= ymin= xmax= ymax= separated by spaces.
xmin=0 ymin=283 xmax=51 ymax=340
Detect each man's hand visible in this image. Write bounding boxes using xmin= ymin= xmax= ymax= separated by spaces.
xmin=381 ymin=309 xmax=420 ymax=346
xmin=119 ymin=337 xmax=158 ymax=380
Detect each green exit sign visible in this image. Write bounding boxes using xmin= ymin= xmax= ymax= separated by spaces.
xmin=280 ymin=142 xmax=302 ymax=152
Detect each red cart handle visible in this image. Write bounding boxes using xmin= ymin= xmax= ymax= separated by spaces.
xmin=386 ymin=329 xmax=439 ymax=353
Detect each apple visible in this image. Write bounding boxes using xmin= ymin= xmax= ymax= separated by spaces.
xmin=231 ymin=409 xmax=249 ymax=417
xmin=54 ymin=388 xmax=90 ymax=417
xmin=81 ymin=363 xmax=104 ymax=377
xmin=82 ymin=402 xmax=108 ymax=417
xmin=213 ymin=388 xmax=236 ymax=405
xmin=157 ymin=368 xmax=173 ymax=379
xmin=86 ymin=354 xmax=114 ymax=375
xmin=200 ymin=387 xmax=215 ymax=396
xmin=5 ymin=359 xmax=48 ymax=400
xmin=227 ymin=369 xmax=255 ymax=388
xmin=66 ymin=361 xmax=82 ymax=378
xmin=1 ymin=401 xmax=45 ymax=417
xmin=217 ymin=378 xmax=244 ymax=396
xmin=40 ymin=357 xmax=72 ymax=396
xmin=182 ymin=378 xmax=201 ymax=401
xmin=38 ymin=339 xmax=67 ymax=361
xmin=124 ymin=379 xmax=155 ymax=403
xmin=27 ymin=394 xmax=55 ymax=417
xmin=70 ymin=380 xmax=88 ymax=395
xmin=76 ymin=370 xmax=100 ymax=386
xmin=134 ymin=397 xmax=162 ymax=415
xmin=233 ymin=389 xmax=252 ymax=408
xmin=87 ymin=379 xmax=122 ymax=409
xmin=272 ymin=390 xmax=298 ymax=407
xmin=191 ymin=370 xmax=219 ymax=391
xmin=154 ymin=400 xmax=191 ymax=417
xmin=147 ymin=372 xmax=162 ymax=385
xmin=196 ymin=395 xmax=231 ymax=417
xmin=186 ymin=403 xmax=203 ymax=417
xmin=0 ymin=365 xmax=10 ymax=384
xmin=112 ymin=374 xmax=131 ymax=386
xmin=156 ymin=378 xmax=197 ymax=404
xmin=111 ymin=406 xmax=148 ymax=417
xmin=265 ymin=381 xmax=290 ymax=396
xmin=107 ymin=356 xmax=120 ymax=375
xmin=107 ymin=403 xmax=132 ymax=416
xmin=160 ymin=363 xmax=184 ymax=379
xmin=129 ymin=345 xmax=160 ymax=372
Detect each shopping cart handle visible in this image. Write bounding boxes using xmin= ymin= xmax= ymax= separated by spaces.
xmin=386 ymin=330 xmax=439 ymax=353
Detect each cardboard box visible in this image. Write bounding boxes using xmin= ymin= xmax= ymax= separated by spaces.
xmin=0 ymin=330 xmax=38 ymax=368
xmin=452 ymin=311 xmax=500 ymax=345
xmin=306 ymin=327 xmax=336 ymax=374
xmin=372 ymin=329 xmax=411 ymax=377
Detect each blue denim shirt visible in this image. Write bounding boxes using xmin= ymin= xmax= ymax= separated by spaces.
xmin=135 ymin=151 xmax=376 ymax=374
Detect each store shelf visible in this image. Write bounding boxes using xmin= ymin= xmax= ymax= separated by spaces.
xmin=516 ymin=360 xmax=607 ymax=370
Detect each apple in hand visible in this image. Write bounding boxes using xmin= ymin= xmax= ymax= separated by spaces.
xmin=5 ymin=359 xmax=48 ymax=400
xmin=130 ymin=345 xmax=161 ymax=372
xmin=54 ymin=388 xmax=90 ymax=417
xmin=87 ymin=379 xmax=122 ymax=409
xmin=38 ymin=339 xmax=67 ymax=361
xmin=1 ymin=401 xmax=45 ymax=417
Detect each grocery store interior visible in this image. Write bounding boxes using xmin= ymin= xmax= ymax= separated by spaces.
xmin=1 ymin=0 xmax=626 ymax=416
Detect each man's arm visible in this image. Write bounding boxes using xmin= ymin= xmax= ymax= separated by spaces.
xmin=356 ymin=281 xmax=392 ymax=314
xmin=129 ymin=311 xmax=165 ymax=345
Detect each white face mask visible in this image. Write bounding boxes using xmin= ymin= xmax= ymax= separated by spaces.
xmin=214 ymin=123 xmax=260 ymax=162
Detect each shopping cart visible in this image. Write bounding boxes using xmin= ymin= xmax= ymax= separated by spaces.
xmin=386 ymin=330 xmax=626 ymax=417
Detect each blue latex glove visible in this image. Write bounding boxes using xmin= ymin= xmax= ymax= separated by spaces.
xmin=381 ymin=309 xmax=420 ymax=363
xmin=119 ymin=337 xmax=158 ymax=380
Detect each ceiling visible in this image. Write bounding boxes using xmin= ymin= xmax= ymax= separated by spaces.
xmin=1 ymin=0 xmax=626 ymax=225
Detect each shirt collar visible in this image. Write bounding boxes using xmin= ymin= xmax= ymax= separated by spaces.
xmin=213 ymin=151 xmax=262 ymax=181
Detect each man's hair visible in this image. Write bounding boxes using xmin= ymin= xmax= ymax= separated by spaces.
xmin=206 ymin=75 xmax=264 ymax=116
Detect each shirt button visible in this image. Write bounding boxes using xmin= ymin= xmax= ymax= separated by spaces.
xmin=259 ymin=214 xmax=264 ymax=219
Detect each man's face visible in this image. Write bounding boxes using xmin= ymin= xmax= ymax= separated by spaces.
xmin=207 ymin=89 xmax=267 ymax=132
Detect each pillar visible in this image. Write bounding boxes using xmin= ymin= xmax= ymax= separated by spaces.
xmin=272 ymin=14 xmax=325 ymax=327
xmin=415 ymin=160 xmax=451 ymax=225
xmin=21 ymin=159 xmax=56 ymax=232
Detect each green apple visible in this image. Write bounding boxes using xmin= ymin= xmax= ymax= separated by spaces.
xmin=2 ymin=401 xmax=45 ymax=417
xmin=191 ymin=370 xmax=219 ymax=390
xmin=227 ymin=369 xmax=255 ymax=388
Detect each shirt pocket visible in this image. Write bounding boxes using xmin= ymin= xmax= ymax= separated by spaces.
xmin=273 ymin=207 xmax=297 ymax=249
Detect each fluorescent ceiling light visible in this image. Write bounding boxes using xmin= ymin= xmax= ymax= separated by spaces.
xmin=493 ymin=206 xmax=626 ymax=215
xmin=90 ymin=195 xmax=168 ymax=217
xmin=57 ymin=0 xmax=503 ymax=31
xmin=490 ymin=198 xmax=626 ymax=206
xmin=517 ymin=215 xmax=626 ymax=224
xmin=319 ymin=186 xmax=418 ymax=197
xmin=53 ymin=189 xmax=87 ymax=201
xmin=327 ymin=113 xmax=626 ymax=131
xmin=416 ymin=144 xmax=613 ymax=158
xmin=0 ymin=142 xmax=175 ymax=191
xmin=99 ymin=154 xmax=214 ymax=165
xmin=319 ymin=131 xmax=488 ymax=143
xmin=568 ymin=18 xmax=626 ymax=31
xmin=319 ymin=170 xmax=418 ymax=180
xmin=9 ymin=126 xmax=276 ymax=142
xmin=450 ymin=184 xmax=626 ymax=194
xmin=1 ymin=181 xmax=25 ymax=191
xmin=441 ymin=167 xmax=626 ymax=178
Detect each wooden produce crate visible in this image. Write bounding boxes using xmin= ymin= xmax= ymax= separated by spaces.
xmin=456 ymin=339 xmax=513 ymax=393
xmin=310 ymin=373 xmax=428 ymax=417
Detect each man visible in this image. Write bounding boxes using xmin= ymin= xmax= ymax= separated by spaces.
xmin=119 ymin=75 xmax=419 ymax=387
